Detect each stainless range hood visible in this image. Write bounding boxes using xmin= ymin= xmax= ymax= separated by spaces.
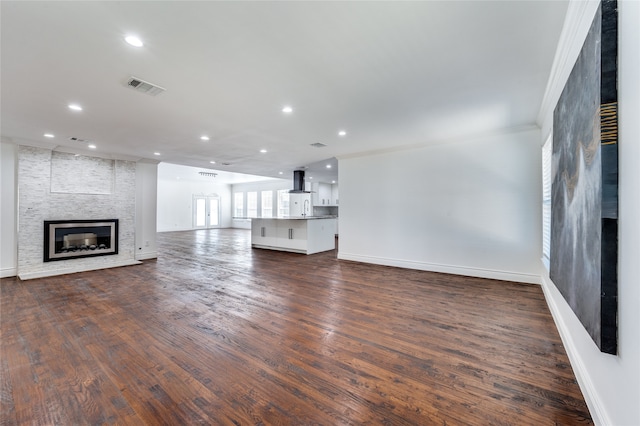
xmin=289 ymin=170 xmax=310 ymax=193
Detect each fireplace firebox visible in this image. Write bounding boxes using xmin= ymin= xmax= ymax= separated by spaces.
xmin=44 ymin=219 xmax=118 ymax=262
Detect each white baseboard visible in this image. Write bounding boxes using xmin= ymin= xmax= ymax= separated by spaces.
xmin=0 ymin=266 xmax=17 ymax=278
xmin=539 ymin=274 xmax=609 ymax=426
xmin=336 ymin=252 xmax=541 ymax=284
xmin=136 ymin=250 xmax=158 ymax=261
xmin=17 ymin=260 xmax=142 ymax=280
xmin=157 ymin=227 xmax=194 ymax=233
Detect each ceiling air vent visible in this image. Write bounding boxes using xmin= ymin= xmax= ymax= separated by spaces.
xmin=310 ymin=142 xmax=327 ymax=148
xmin=221 ymin=162 xmax=232 ymax=166
xmin=126 ymin=76 xmax=166 ymax=96
xmin=69 ymin=137 xmax=89 ymax=143
xmin=198 ymin=172 xmax=217 ymax=178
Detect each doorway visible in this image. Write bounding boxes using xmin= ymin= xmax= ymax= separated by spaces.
xmin=193 ymin=195 xmax=220 ymax=229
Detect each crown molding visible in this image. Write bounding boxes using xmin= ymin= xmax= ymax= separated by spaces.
xmin=537 ymin=0 xmax=601 ymax=127
xmin=336 ymin=124 xmax=539 ymax=161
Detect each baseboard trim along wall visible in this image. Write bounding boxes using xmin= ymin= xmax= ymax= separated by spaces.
xmin=1 ymin=267 xmax=17 ymax=279
xmin=337 ymin=252 xmax=541 ymax=285
xmin=17 ymin=260 xmax=141 ymax=281
xmin=157 ymin=227 xmax=199 ymax=233
xmin=136 ymin=250 xmax=158 ymax=261
xmin=540 ymin=272 xmax=608 ymax=426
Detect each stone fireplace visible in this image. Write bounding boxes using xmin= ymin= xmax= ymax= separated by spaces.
xmin=17 ymin=146 xmax=139 ymax=280
xmin=44 ymin=219 xmax=119 ymax=262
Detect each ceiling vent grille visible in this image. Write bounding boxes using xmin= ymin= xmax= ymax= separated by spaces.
xmin=310 ymin=142 xmax=327 ymax=148
xmin=198 ymin=172 xmax=217 ymax=178
xmin=126 ymin=76 xmax=166 ymax=96
xmin=69 ymin=137 xmax=89 ymax=143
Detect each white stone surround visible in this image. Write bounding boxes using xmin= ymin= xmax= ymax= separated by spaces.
xmin=17 ymin=146 xmax=139 ymax=279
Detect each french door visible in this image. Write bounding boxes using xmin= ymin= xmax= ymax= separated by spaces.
xmin=193 ymin=195 xmax=220 ymax=229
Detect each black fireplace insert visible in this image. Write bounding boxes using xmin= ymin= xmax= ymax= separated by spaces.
xmin=44 ymin=219 xmax=118 ymax=262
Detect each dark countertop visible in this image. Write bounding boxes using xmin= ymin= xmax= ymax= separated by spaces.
xmin=235 ymin=216 xmax=337 ymax=220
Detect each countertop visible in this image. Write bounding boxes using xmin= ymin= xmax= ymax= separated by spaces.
xmin=236 ymin=216 xmax=337 ymax=220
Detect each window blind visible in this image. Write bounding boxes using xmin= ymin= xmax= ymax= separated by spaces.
xmin=542 ymin=135 xmax=552 ymax=270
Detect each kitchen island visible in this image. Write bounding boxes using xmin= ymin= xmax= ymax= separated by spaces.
xmin=251 ymin=216 xmax=336 ymax=255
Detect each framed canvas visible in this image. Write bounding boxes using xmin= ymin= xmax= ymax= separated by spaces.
xmin=550 ymin=0 xmax=618 ymax=355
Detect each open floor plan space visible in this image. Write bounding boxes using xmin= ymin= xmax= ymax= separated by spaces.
xmin=1 ymin=229 xmax=591 ymax=425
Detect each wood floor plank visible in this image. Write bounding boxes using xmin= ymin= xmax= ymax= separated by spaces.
xmin=1 ymin=229 xmax=592 ymax=425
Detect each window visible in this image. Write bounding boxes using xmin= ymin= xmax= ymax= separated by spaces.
xmin=261 ymin=191 xmax=273 ymax=218
xmin=277 ymin=190 xmax=290 ymax=217
xmin=542 ymin=135 xmax=552 ymax=270
xmin=247 ymin=191 xmax=258 ymax=218
xmin=234 ymin=192 xmax=244 ymax=217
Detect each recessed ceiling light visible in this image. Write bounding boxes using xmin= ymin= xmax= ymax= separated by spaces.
xmin=68 ymin=104 xmax=83 ymax=111
xmin=201 ymin=136 xmax=210 ymax=141
xmin=260 ymin=149 xmax=267 ymax=153
xmin=326 ymin=164 xmax=332 ymax=169
xmin=332 ymin=180 xmax=336 ymax=184
xmin=125 ymin=35 xmax=144 ymax=47
xmin=154 ymin=152 xmax=161 ymax=156
xmin=87 ymin=144 xmax=97 ymax=149
xmin=338 ymin=130 xmax=347 ymax=137
xmin=282 ymin=106 xmax=293 ymax=114
xmin=309 ymin=176 xmax=313 ymax=179
xmin=279 ymin=171 xmax=283 ymax=175
xmin=210 ymin=160 xmax=216 ymax=164
xmin=44 ymin=133 xmax=54 ymax=138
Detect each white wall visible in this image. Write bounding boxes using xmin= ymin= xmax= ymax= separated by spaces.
xmin=538 ymin=1 xmax=639 ymax=425
xmin=0 ymin=140 xmax=18 ymax=278
xmin=157 ymin=173 xmax=232 ymax=232
xmin=230 ymin=179 xmax=291 ymax=229
xmin=135 ymin=161 xmax=158 ymax=260
xmin=338 ymin=128 xmax=542 ymax=284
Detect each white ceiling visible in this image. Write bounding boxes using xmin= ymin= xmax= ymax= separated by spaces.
xmin=1 ymin=1 xmax=568 ymax=184
xmin=158 ymin=162 xmax=279 ymax=185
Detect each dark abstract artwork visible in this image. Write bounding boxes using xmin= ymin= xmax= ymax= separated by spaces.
xmin=550 ymin=0 xmax=618 ymax=355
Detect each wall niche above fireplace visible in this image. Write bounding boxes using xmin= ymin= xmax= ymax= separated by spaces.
xmin=44 ymin=219 xmax=118 ymax=262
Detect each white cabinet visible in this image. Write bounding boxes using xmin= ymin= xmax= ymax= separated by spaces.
xmin=276 ymin=220 xmax=307 ymax=251
xmin=306 ymin=219 xmax=336 ymax=253
xmin=310 ymin=182 xmax=320 ymax=206
xmin=331 ymin=184 xmax=339 ymax=205
xmin=252 ymin=219 xmax=307 ymax=252
xmin=251 ymin=218 xmax=264 ymax=242
xmin=319 ymin=183 xmax=332 ymax=206
xmin=311 ymin=182 xmax=333 ymax=206
xmin=251 ymin=218 xmax=335 ymax=254
xmin=251 ymin=219 xmax=277 ymax=247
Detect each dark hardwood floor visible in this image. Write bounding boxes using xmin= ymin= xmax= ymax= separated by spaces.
xmin=1 ymin=229 xmax=592 ymax=425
